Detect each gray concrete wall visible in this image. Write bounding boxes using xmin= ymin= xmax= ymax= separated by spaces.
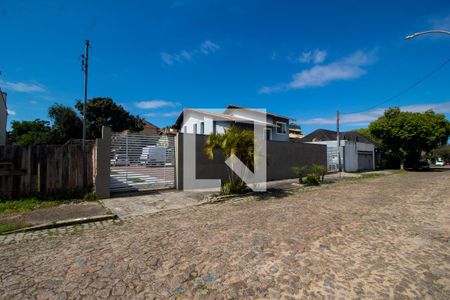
xmin=175 ymin=133 xmax=327 ymax=190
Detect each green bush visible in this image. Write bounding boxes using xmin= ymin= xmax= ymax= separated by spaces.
xmin=292 ymin=166 xmax=308 ymax=184
xmin=304 ymin=173 xmax=320 ymax=186
xmin=222 ymin=181 xmax=247 ymax=195
xmin=310 ymin=164 xmax=327 ymax=183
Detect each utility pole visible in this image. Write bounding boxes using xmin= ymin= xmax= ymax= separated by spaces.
xmin=336 ymin=110 xmax=342 ymax=173
xmin=81 ymin=40 xmax=90 ymax=149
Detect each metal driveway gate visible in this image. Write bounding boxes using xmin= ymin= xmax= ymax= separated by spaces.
xmin=110 ymin=133 xmax=175 ymax=193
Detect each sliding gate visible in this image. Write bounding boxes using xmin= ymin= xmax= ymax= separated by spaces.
xmin=110 ymin=133 xmax=175 ymax=194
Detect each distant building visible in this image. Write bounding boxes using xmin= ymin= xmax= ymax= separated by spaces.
xmin=141 ymin=121 xmax=160 ymax=136
xmin=288 ymin=127 xmax=304 ymax=140
xmin=160 ymin=127 xmax=177 ymax=136
xmin=175 ymin=104 xmax=291 ymax=142
xmin=0 ymin=91 xmax=7 ymax=146
xmin=302 ymin=129 xmax=377 ymax=172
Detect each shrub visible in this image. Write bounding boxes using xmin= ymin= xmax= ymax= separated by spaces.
xmin=310 ymin=164 xmax=327 ymax=183
xmin=222 ymin=181 xmax=247 ymax=195
xmin=304 ymin=173 xmax=320 ymax=186
xmin=292 ymin=166 xmax=309 ymax=183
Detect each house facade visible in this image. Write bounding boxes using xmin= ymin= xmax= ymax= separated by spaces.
xmin=175 ymin=105 xmax=290 ymax=142
xmin=302 ymin=129 xmax=376 ymax=172
xmin=0 ymin=91 xmax=7 ymax=146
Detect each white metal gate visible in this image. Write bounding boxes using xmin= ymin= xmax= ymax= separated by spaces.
xmin=327 ymin=147 xmax=338 ymax=172
xmin=110 ymin=133 xmax=175 ymax=193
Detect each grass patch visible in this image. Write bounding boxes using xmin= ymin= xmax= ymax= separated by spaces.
xmin=359 ymin=173 xmax=384 ymax=179
xmin=0 ymin=223 xmax=31 ymax=233
xmin=0 ymin=198 xmax=62 ymax=216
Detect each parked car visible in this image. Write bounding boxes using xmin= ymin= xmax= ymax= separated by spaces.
xmin=435 ymin=159 xmax=445 ymax=166
xmin=139 ymin=146 xmax=166 ymax=167
xmin=418 ymin=160 xmax=430 ymax=170
xmin=110 ymin=154 xmax=130 ymax=166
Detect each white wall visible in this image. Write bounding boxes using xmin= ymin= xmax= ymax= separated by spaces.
xmin=307 ymin=140 xmax=375 ymax=172
xmin=0 ymin=92 xmax=7 ymax=146
xmin=180 ymin=111 xmax=230 ymax=135
xmin=344 ymin=141 xmax=358 ymax=172
xmin=225 ymin=109 xmax=289 ymax=142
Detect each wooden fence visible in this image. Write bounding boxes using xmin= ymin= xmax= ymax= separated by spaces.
xmin=0 ymin=144 xmax=94 ymax=199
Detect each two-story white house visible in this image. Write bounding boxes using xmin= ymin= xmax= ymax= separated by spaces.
xmin=0 ymin=91 xmax=7 ymax=146
xmin=174 ymin=105 xmax=291 ymax=142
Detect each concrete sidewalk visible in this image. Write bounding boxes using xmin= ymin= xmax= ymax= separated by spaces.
xmin=102 ymin=170 xmax=394 ymax=218
xmin=101 ymin=190 xmax=210 ymax=218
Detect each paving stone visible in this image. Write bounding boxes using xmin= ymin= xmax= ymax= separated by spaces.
xmin=1 ymin=170 xmax=450 ymax=298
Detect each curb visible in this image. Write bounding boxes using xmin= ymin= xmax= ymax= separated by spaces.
xmin=1 ymin=214 xmax=119 ymax=235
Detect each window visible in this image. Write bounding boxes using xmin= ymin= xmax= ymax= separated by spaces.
xmin=276 ymin=122 xmax=287 ymax=134
xmin=266 ymin=128 xmax=272 ymax=141
xmin=193 ymin=124 xmax=197 ymax=134
xmin=200 ymin=122 xmax=204 ymax=134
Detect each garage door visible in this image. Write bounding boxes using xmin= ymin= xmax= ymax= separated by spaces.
xmin=358 ymin=151 xmax=373 ymax=171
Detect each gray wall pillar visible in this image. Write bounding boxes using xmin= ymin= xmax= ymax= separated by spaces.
xmin=94 ymin=126 xmax=111 ymax=199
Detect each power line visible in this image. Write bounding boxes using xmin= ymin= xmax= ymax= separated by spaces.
xmin=344 ymin=57 xmax=450 ymax=114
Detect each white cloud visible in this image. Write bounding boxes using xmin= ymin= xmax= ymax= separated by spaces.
xmin=144 ymin=111 xmax=180 ymax=118
xmin=428 ymin=13 xmax=450 ymax=30
xmin=29 ymin=100 xmax=38 ymax=105
xmin=161 ymin=40 xmax=221 ymax=65
xmin=7 ymin=109 xmax=16 ymax=116
xmin=199 ymin=40 xmax=220 ymax=54
xmin=162 ymin=111 xmax=181 ymax=117
xmin=298 ymin=49 xmax=327 ymax=64
xmin=300 ymin=101 xmax=450 ymax=125
xmin=0 ymin=80 xmax=46 ymax=93
xmin=260 ymin=50 xmax=376 ymax=93
xmin=136 ymin=100 xmax=180 ymax=109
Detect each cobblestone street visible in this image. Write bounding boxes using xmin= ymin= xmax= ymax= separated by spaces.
xmin=1 ymin=170 xmax=449 ymax=299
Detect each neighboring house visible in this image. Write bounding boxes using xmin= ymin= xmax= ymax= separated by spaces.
xmin=141 ymin=121 xmax=160 ymax=136
xmin=160 ymin=127 xmax=178 ymax=136
xmin=0 ymin=91 xmax=7 ymax=146
xmin=302 ymin=129 xmax=377 ymax=172
xmin=289 ymin=127 xmax=304 ymax=140
xmin=174 ymin=105 xmax=291 ymax=142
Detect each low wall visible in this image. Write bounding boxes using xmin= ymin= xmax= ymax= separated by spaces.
xmin=175 ymin=134 xmax=327 ymax=190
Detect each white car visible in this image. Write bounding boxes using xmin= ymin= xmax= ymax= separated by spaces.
xmin=435 ymin=159 xmax=445 ymax=166
xmin=110 ymin=154 xmax=130 ymax=166
xmin=139 ymin=146 xmax=166 ymax=167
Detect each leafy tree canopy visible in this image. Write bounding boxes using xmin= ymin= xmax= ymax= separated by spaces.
xmin=10 ymin=119 xmax=53 ymax=145
xmin=48 ymin=104 xmax=83 ymax=143
xmin=75 ymin=97 xmax=144 ymax=139
xmin=289 ymin=123 xmax=301 ymax=130
xmin=10 ymin=98 xmax=144 ymax=145
xmin=368 ymin=108 xmax=450 ymax=167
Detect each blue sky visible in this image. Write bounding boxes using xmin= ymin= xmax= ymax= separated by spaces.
xmin=1 ymin=0 xmax=450 ymax=134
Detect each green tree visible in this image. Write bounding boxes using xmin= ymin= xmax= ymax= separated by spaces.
xmin=10 ymin=119 xmax=53 ymax=145
xmin=355 ymin=128 xmax=382 ymax=146
xmin=204 ymin=126 xmax=254 ymax=194
xmin=48 ymin=104 xmax=82 ymax=143
xmin=75 ymin=97 xmax=144 ymax=139
xmin=368 ymin=108 xmax=450 ymax=168
xmin=289 ymin=123 xmax=301 ymax=130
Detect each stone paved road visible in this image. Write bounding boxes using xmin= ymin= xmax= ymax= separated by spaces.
xmin=1 ymin=170 xmax=449 ymax=299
